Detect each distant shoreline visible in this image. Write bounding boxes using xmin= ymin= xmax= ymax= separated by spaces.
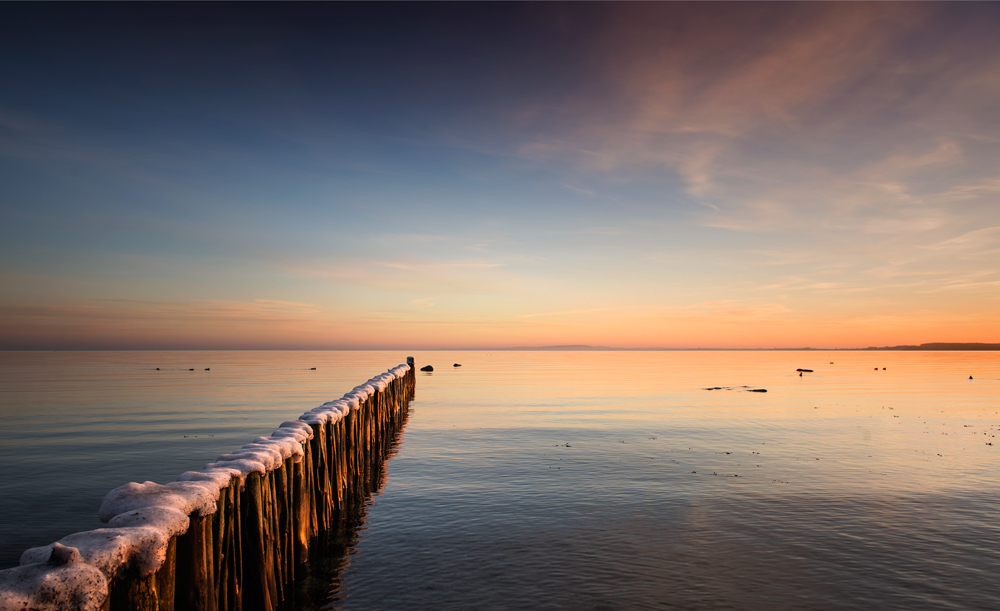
xmin=857 ymin=342 xmax=1000 ymax=351
xmin=495 ymin=343 xmax=1000 ymax=351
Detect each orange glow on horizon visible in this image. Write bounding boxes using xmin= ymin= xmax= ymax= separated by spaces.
xmin=1 ymin=297 xmax=997 ymax=350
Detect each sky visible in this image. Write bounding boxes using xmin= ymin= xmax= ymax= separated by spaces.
xmin=1 ymin=2 xmax=999 ymax=350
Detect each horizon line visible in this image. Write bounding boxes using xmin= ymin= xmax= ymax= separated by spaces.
xmin=3 ymin=342 xmax=1000 ymax=352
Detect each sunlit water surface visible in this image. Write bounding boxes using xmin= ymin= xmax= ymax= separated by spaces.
xmin=2 ymin=350 xmax=999 ymax=610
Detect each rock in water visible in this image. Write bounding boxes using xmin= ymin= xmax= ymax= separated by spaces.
xmin=454 ymin=363 xmax=462 ymax=367
xmin=420 ymin=365 xmax=434 ymax=372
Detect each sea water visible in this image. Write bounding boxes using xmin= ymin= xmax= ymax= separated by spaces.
xmin=1 ymin=350 xmax=999 ymax=610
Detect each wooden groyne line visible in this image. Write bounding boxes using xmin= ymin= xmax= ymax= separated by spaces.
xmin=0 ymin=360 xmax=416 ymax=611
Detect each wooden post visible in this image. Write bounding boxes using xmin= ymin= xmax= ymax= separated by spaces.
xmin=175 ymin=513 xmax=215 ymax=611
xmin=240 ymin=472 xmax=272 ymax=611
xmin=263 ymin=472 xmax=279 ymax=607
xmin=213 ymin=488 xmax=226 ymax=611
xmin=229 ymin=480 xmax=242 ymax=611
xmin=292 ymin=457 xmax=309 ymax=565
xmin=156 ymin=536 xmax=177 ymax=611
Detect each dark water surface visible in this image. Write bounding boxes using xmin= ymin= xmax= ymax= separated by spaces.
xmin=2 ymin=351 xmax=999 ymax=609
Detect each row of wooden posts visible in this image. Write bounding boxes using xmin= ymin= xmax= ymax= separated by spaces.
xmin=120 ymin=367 xmax=415 ymax=611
xmin=100 ymin=364 xmax=414 ymax=611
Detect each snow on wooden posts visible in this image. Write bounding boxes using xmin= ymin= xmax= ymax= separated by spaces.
xmin=0 ymin=361 xmax=416 ymax=611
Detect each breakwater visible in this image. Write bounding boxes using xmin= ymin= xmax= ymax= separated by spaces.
xmin=0 ymin=360 xmax=416 ymax=611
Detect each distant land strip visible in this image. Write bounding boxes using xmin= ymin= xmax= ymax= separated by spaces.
xmin=489 ymin=343 xmax=1000 ymax=351
xmin=861 ymin=343 xmax=1000 ymax=351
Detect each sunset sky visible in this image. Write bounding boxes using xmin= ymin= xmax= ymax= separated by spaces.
xmin=2 ymin=3 xmax=999 ymax=349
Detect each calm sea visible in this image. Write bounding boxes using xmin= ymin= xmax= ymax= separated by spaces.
xmin=1 ymin=350 xmax=999 ymax=610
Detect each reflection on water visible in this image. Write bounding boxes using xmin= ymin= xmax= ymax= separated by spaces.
xmin=2 ymin=350 xmax=999 ymax=609
xmin=285 ymin=413 xmax=410 ymax=611
xmin=311 ymin=350 xmax=1000 ymax=610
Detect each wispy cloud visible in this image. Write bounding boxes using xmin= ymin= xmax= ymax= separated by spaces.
xmin=503 ymin=4 xmax=1000 ymax=244
xmin=924 ymin=226 xmax=1000 ymax=251
xmin=562 ymin=183 xmax=596 ymax=196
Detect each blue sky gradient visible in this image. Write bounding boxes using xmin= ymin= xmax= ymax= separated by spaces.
xmin=2 ymin=3 xmax=1000 ymax=349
